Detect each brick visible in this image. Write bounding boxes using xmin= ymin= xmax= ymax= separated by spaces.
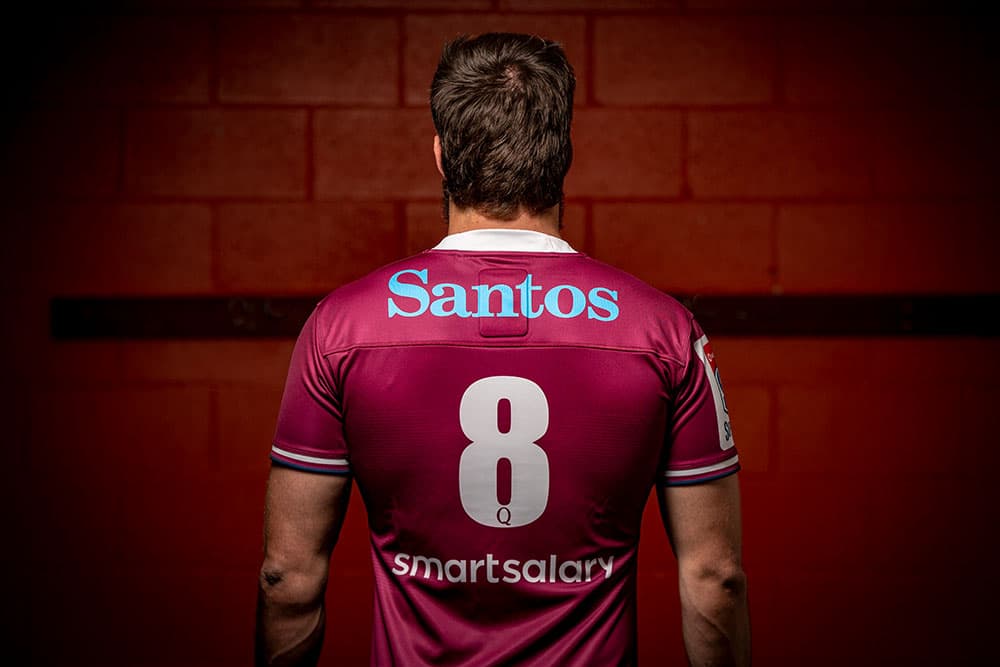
xmin=741 ymin=474 xmax=878 ymax=569
xmin=561 ymin=203 xmax=587 ymax=251
xmin=866 ymin=475 xmax=1000 ymax=571
xmin=209 ymin=477 xmax=272 ymax=570
xmin=217 ymin=382 xmax=286 ymax=478
xmin=594 ymin=17 xmax=776 ymax=105
xmin=777 ymin=383 xmax=978 ymax=474
xmin=218 ymin=203 xmax=399 ymax=292
xmin=18 ymin=204 xmax=213 ymax=295
xmin=725 ymin=385 xmax=769 ymax=473
xmin=1 ymin=109 xmax=120 ymax=197
xmin=315 ymin=109 xmax=439 ymax=199
xmin=501 ymin=0 xmax=680 ymax=9
xmin=219 ymin=15 xmax=398 ymax=105
xmin=123 ymin=341 xmax=296 ymax=384
xmin=713 ymin=338 xmax=1000 ymax=387
xmin=125 ymin=109 xmax=306 ymax=198
xmin=777 ymin=204 xmax=1000 ymax=293
xmin=782 ymin=17 xmax=998 ymax=106
xmin=36 ymin=16 xmax=210 ymax=104
xmin=592 ymin=203 xmax=772 ymax=291
xmin=320 ymin=0 xmax=490 ymax=7
xmin=27 ymin=386 xmax=214 ymax=484
xmin=13 ymin=340 xmax=295 ymax=389
xmin=405 ymin=202 xmax=587 ymax=255
xmin=404 ymin=14 xmax=587 ymax=106
xmin=688 ymin=111 xmax=876 ymax=198
xmin=406 ymin=203 xmax=449 ymax=255
xmin=869 ymin=111 xmax=996 ymax=197
xmin=568 ymin=110 xmax=682 ymax=197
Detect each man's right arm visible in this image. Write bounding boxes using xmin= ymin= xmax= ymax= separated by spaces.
xmin=657 ymin=474 xmax=751 ymax=666
xmin=255 ymin=464 xmax=352 ymax=666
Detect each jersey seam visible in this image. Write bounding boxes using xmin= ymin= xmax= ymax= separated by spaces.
xmin=319 ymin=340 xmax=683 ymax=366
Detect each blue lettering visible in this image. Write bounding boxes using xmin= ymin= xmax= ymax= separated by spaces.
xmin=387 ymin=269 xmax=429 ymax=317
xmin=516 ymin=274 xmax=544 ymax=319
xmin=430 ymin=283 xmax=471 ymax=318
xmin=388 ymin=269 xmax=620 ymax=322
xmin=587 ymin=287 xmax=619 ymax=321
xmin=544 ymin=285 xmax=586 ymax=318
xmin=472 ymin=283 xmax=517 ymax=318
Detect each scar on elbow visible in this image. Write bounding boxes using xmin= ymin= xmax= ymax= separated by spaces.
xmin=261 ymin=569 xmax=284 ymax=587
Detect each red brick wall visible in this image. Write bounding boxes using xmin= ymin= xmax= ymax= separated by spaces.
xmin=2 ymin=2 xmax=997 ymax=665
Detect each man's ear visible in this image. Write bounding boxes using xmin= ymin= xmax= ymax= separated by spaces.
xmin=433 ymin=135 xmax=444 ymax=178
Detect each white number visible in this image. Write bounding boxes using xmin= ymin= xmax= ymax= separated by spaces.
xmin=458 ymin=376 xmax=549 ymax=528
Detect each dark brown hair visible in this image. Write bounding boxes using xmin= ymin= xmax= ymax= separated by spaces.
xmin=430 ymin=32 xmax=575 ymax=220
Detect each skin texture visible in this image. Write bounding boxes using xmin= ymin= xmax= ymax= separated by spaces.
xmin=255 ymin=465 xmax=351 ymax=666
xmin=658 ymin=474 xmax=751 ymax=666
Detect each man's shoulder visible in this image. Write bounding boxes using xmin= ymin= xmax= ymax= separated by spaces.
xmin=306 ymin=251 xmax=434 ymax=348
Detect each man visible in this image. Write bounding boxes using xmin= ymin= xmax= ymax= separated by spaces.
xmin=255 ymin=33 xmax=750 ymax=666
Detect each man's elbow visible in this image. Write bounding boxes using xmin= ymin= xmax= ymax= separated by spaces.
xmin=680 ymin=558 xmax=748 ymax=609
xmin=258 ymin=556 xmax=328 ymax=609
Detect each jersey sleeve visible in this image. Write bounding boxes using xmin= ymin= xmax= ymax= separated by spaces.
xmin=659 ymin=316 xmax=740 ymax=486
xmin=270 ymin=304 xmax=351 ymax=475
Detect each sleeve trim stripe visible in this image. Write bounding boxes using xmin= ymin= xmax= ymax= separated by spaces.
xmin=271 ymin=457 xmax=351 ymax=476
xmin=662 ymin=464 xmax=740 ymax=487
xmin=664 ymin=454 xmax=740 ymax=478
xmin=271 ymin=445 xmax=349 ymax=467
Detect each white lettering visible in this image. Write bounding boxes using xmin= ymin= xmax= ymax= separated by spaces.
xmin=523 ymin=559 xmax=546 ymax=584
xmin=445 ymin=559 xmax=467 ymax=583
xmin=388 ymin=551 xmax=615 ymax=585
xmin=470 ymin=559 xmax=484 ymax=583
xmin=558 ymin=560 xmax=583 ymax=583
xmin=392 ymin=553 xmax=410 ymax=576
xmin=502 ymin=559 xmax=522 ymax=583
xmin=598 ymin=556 xmax=615 ymax=580
xmin=487 ymin=553 xmax=501 ymax=583
xmin=411 ymin=555 xmax=443 ymax=580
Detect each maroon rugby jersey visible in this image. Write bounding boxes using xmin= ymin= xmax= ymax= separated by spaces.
xmin=271 ymin=229 xmax=739 ymax=666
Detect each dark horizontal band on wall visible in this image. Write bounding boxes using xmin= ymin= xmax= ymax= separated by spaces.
xmin=50 ymin=294 xmax=1000 ymax=339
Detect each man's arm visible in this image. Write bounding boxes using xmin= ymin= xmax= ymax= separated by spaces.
xmin=255 ymin=464 xmax=352 ymax=667
xmin=657 ymin=474 xmax=750 ymax=667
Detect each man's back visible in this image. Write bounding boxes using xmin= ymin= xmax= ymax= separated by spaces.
xmin=270 ymin=230 xmax=740 ymax=665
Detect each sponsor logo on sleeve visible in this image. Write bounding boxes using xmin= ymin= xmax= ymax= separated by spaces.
xmin=694 ymin=335 xmax=735 ymax=450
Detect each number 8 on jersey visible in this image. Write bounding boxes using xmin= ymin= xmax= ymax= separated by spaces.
xmin=458 ymin=376 xmax=550 ymax=528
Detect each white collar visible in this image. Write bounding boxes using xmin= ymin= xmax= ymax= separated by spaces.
xmin=432 ymin=229 xmax=577 ymax=253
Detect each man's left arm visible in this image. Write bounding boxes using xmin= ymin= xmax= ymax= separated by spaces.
xmin=255 ymin=464 xmax=352 ymax=667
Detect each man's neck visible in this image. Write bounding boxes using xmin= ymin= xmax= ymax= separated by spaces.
xmin=446 ymin=202 xmax=562 ymax=238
